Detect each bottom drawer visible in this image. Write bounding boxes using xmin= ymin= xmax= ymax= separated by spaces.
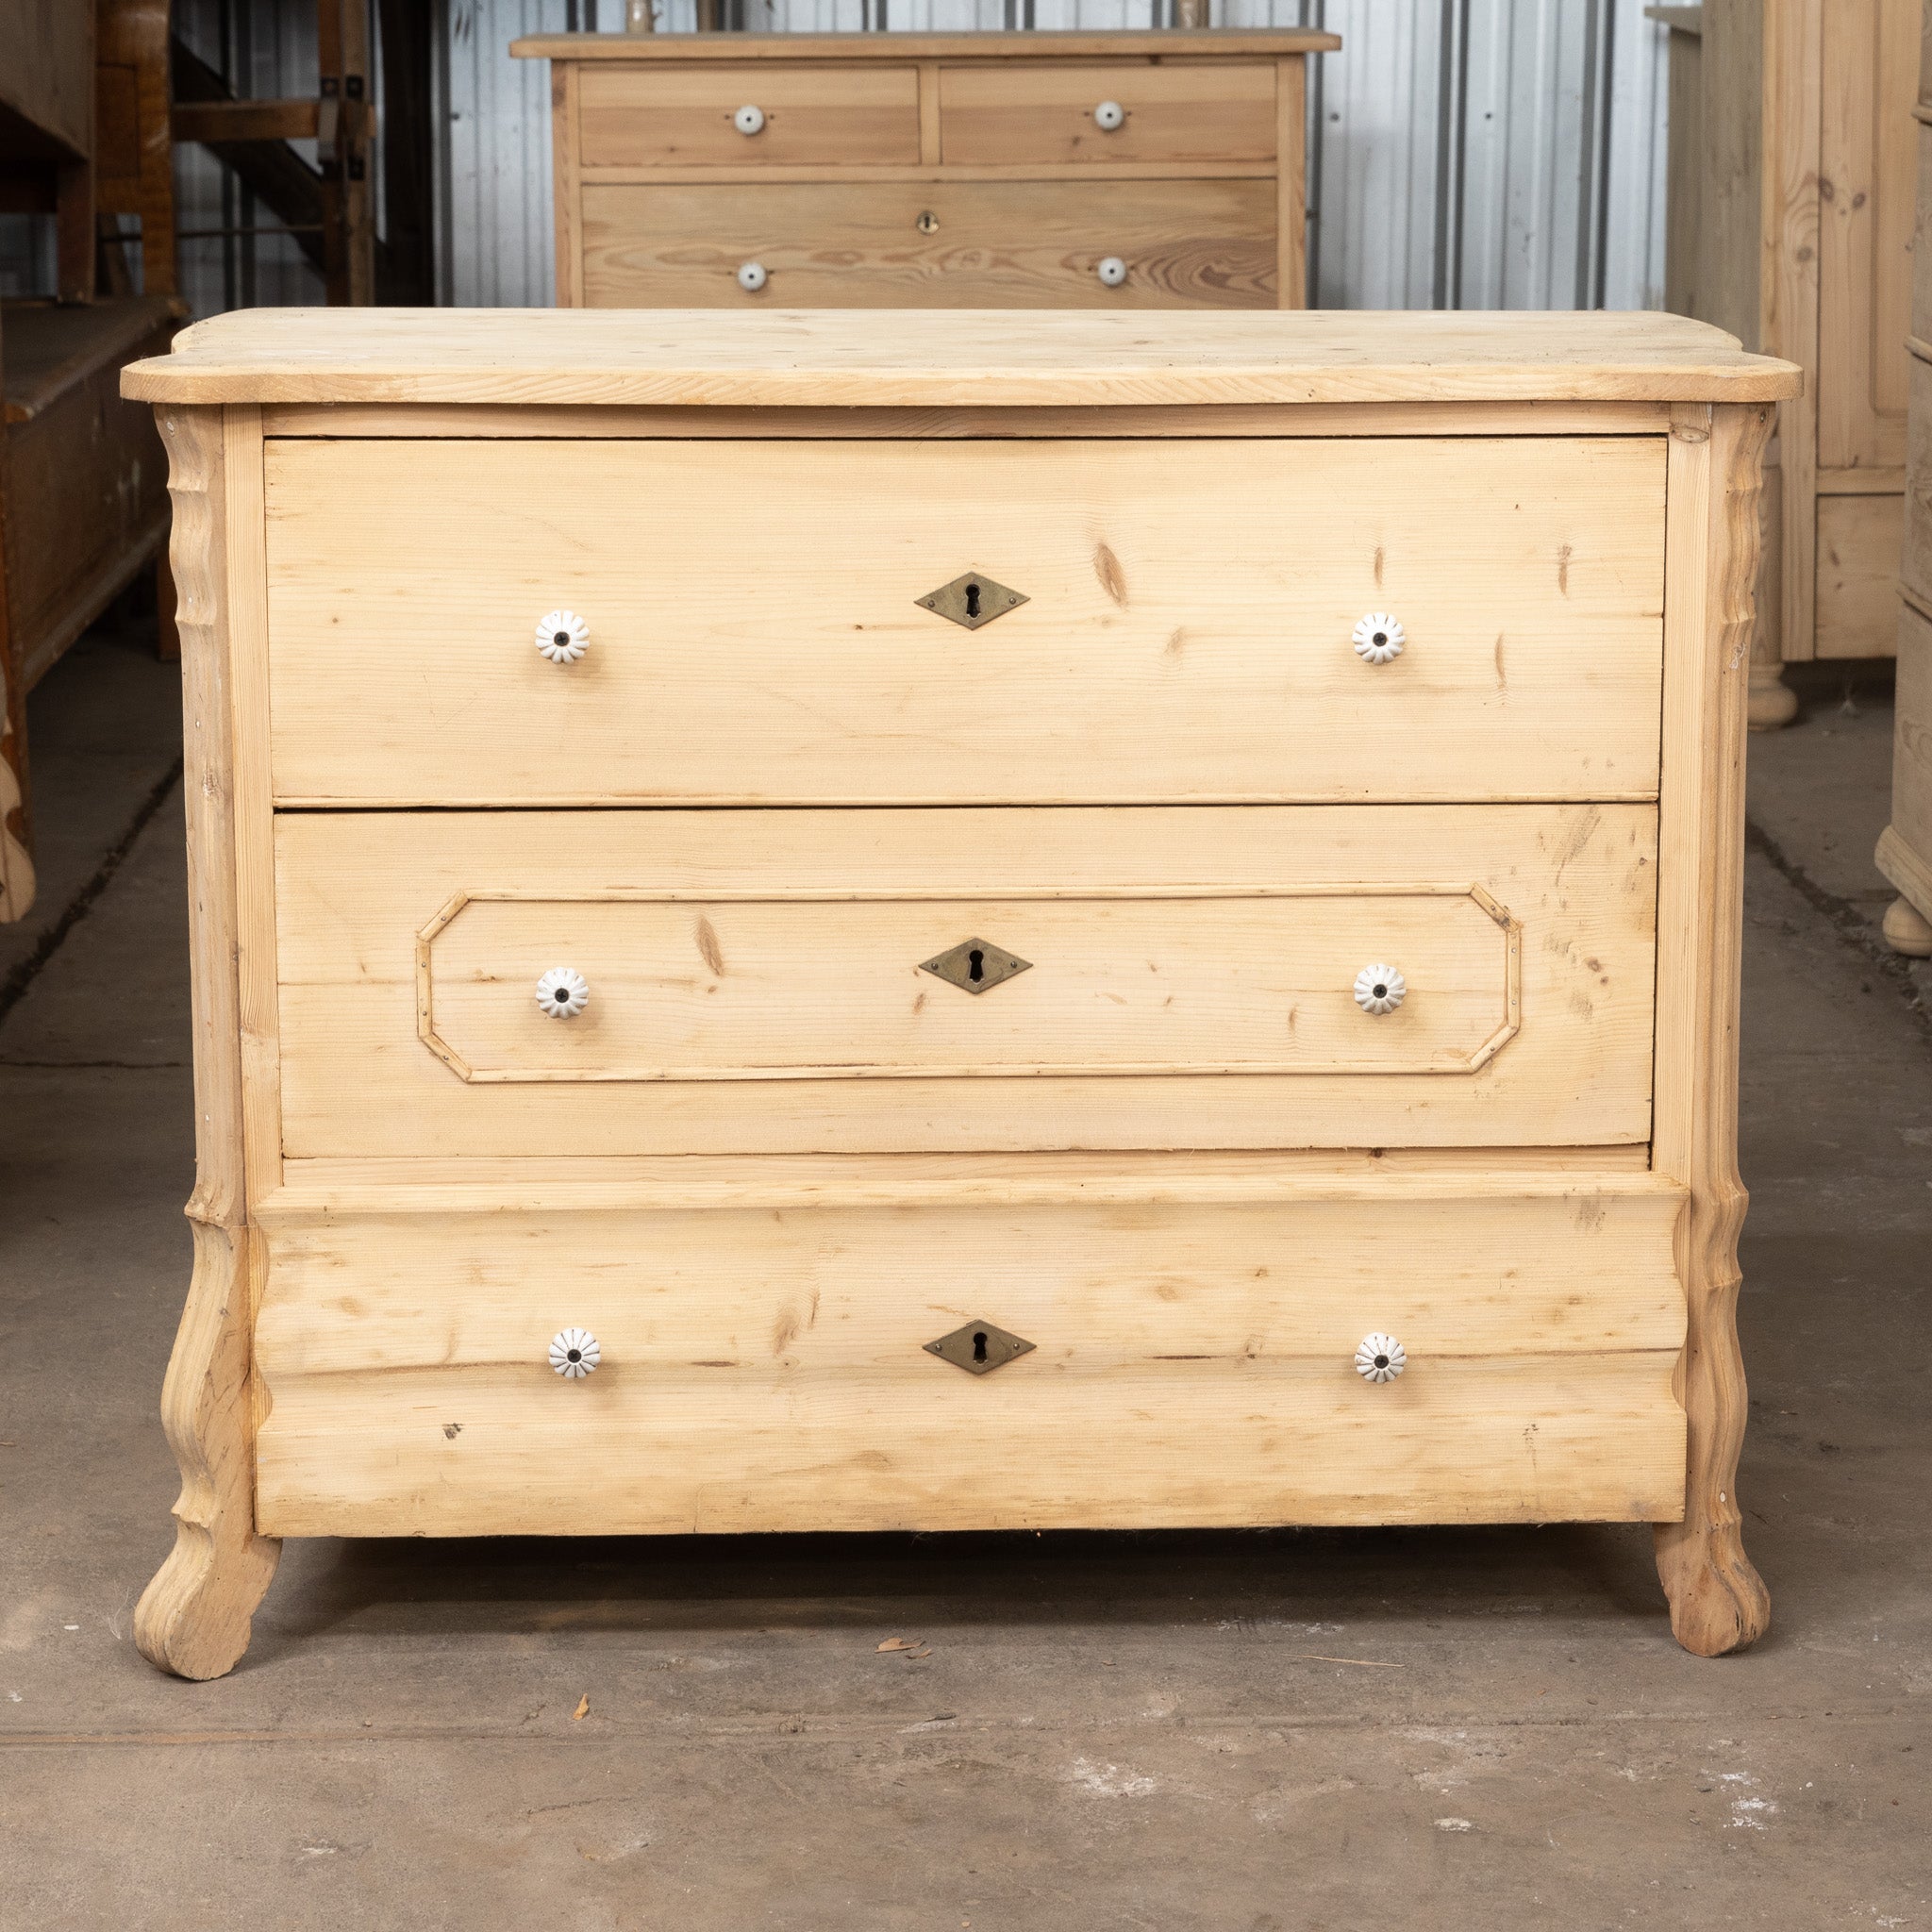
xmin=253 ymin=1162 xmax=1689 ymax=1536
xmin=577 ymin=177 xmax=1278 ymax=308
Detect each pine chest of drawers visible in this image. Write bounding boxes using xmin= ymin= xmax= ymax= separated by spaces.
xmin=510 ymin=29 xmax=1337 ymax=309
xmin=122 ymin=308 xmax=1800 ymax=1677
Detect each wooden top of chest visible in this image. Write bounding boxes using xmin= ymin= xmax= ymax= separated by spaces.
xmin=122 ymin=308 xmax=1803 ymax=410
xmin=508 ymin=29 xmax=1342 ymax=61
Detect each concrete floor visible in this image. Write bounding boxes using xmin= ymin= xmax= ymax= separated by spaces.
xmin=1 ymin=621 xmax=1928 ymax=1930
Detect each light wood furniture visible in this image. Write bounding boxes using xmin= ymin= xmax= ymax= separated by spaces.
xmin=1878 ymin=0 xmax=1932 ymax=957
xmin=1653 ymin=0 xmax=1913 ymax=725
xmin=511 ymin=30 xmax=1337 ymax=310
xmin=122 ymin=308 xmax=1799 ymax=1676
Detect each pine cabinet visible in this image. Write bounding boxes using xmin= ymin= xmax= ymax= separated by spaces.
xmin=121 ymin=308 xmax=1797 ymax=1675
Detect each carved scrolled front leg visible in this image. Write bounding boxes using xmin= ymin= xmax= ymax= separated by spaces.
xmin=1652 ymin=404 xmax=1774 ymax=1657
xmin=133 ymin=406 xmax=280 ymax=1680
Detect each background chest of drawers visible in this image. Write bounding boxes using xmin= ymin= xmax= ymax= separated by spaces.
xmin=121 ymin=308 xmax=1798 ymax=1678
xmin=511 ymin=29 xmax=1338 ymax=308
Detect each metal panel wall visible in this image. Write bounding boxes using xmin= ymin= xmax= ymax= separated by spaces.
xmin=441 ymin=0 xmax=578 ymax=306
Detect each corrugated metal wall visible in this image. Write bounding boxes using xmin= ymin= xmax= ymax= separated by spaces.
xmin=437 ymin=0 xmax=1668 ymax=313
xmin=0 ymin=0 xmax=1667 ymax=318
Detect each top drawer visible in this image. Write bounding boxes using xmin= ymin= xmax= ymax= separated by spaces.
xmin=938 ymin=62 xmax=1277 ymax=166
xmin=577 ymin=63 xmax=921 ymax=167
xmin=261 ymin=434 xmax=1665 ymax=807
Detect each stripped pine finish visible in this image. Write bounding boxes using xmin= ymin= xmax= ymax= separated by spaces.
xmin=121 ymin=308 xmax=1801 ymax=1673
xmin=411 ymin=882 xmax=1524 ymax=1084
xmin=273 ymin=803 xmax=1655 ymax=1158
xmin=253 ymin=1174 xmax=1688 ymax=1537
xmin=1649 ymin=402 xmax=1776 ymax=1656
xmin=260 ymin=435 xmax=1666 ymax=808
xmin=129 ymin=407 xmax=281 ymax=1683
xmin=124 ymin=308 xmax=1802 ymax=410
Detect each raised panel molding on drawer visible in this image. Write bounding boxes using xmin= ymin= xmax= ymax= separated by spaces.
xmin=415 ymin=881 xmax=1522 ymax=1084
xmin=261 ymin=436 xmax=1666 ymax=808
xmin=275 ymin=804 xmax=1655 ymax=1158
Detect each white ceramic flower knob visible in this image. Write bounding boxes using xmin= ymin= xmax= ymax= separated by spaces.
xmin=1093 ymin=99 xmax=1125 ymax=131
xmin=737 ymin=260 xmax=768 ymax=292
xmin=537 ymin=609 xmax=589 ymax=664
xmin=1354 ymin=964 xmax=1406 ymax=1016
xmin=1355 ymin=1333 xmax=1406 ymax=1383
xmin=1353 ymin=613 xmax=1406 ymax=664
xmin=734 ymin=103 xmax=766 ymax=135
xmin=550 ymin=1327 xmax=601 ymax=1379
xmin=1096 ymin=256 xmax=1127 ymax=288
xmin=536 ymin=967 xmax=589 ymax=1019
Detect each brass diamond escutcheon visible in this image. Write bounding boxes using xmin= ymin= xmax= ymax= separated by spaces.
xmin=914 ymin=571 xmax=1029 ymax=631
xmin=919 ymin=937 xmax=1032 ymax=995
xmin=924 ymin=1319 xmax=1037 ymax=1375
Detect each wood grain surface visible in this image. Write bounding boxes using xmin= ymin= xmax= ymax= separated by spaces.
xmin=274 ymin=803 xmax=1657 ymax=1158
xmin=252 ymin=1171 xmax=1686 ymax=1537
xmin=414 ymin=884 xmax=1521 ymax=1084
xmin=578 ymin=62 xmax=920 ymax=168
xmin=936 ymin=61 xmax=1276 ymax=166
xmin=131 ymin=406 xmax=281 ymax=1681
xmin=260 ymin=434 xmax=1665 ymax=806
xmin=579 ymin=177 xmax=1274 ymax=308
xmin=122 ymin=308 xmax=1806 ymax=408
xmin=1650 ymin=403 xmax=1774 ymax=1656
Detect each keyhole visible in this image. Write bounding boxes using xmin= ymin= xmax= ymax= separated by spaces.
xmin=964 ymin=580 xmax=981 ymax=620
xmin=973 ymin=1329 xmax=989 ymax=1362
xmin=968 ymin=948 xmax=985 ymax=982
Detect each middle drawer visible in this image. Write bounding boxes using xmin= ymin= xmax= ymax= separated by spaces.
xmin=261 ymin=433 xmax=1666 ymax=808
xmin=275 ymin=804 xmax=1657 ymax=1159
